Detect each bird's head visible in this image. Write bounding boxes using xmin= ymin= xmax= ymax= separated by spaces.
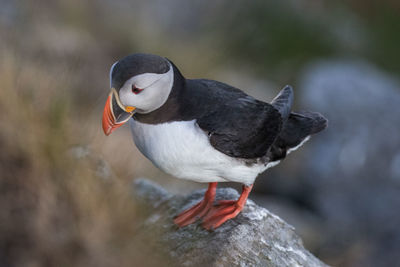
xmin=102 ymin=53 xmax=174 ymax=135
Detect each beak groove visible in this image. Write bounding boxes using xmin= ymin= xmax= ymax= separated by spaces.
xmin=102 ymin=93 xmax=116 ymax=136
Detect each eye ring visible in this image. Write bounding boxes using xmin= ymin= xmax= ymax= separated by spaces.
xmin=132 ymin=84 xmax=144 ymax=94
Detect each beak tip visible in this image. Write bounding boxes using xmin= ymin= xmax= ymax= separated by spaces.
xmin=102 ymin=123 xmax=112 ymax=136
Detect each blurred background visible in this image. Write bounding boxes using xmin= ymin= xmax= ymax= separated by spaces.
xmin=1 ymin=0 xmax=399 ymax=266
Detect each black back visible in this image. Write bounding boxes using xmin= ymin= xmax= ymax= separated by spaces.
xmin=194 ymin=80 xmax=283 ymax=158
xmin=134 ymin=61 xmax=285 ymax=159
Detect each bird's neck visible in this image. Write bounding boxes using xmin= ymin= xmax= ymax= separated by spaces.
xmin=133 ymin=63 xmax=188 ymax=124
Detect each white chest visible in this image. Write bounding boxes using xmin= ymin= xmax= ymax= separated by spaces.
xmin=129 ymin=119 xmax=272 ymax=185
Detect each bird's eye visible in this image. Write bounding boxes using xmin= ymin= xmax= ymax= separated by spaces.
xmin=132 ymin=84 xmax=144 ymax=94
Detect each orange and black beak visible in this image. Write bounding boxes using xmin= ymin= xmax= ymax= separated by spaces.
xmin=102 ymin=88 xmax=136 ymax=135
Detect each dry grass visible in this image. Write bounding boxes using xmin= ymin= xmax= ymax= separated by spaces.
xmin=0 ymin=1 xmax=208 ymax=264
xmin=0 ymin=38 xmax=168 ymax=267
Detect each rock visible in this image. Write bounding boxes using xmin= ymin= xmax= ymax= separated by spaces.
xmin=300 ymin=60 xmax=400 ymax=182
xmin=132 ymin=179 xmax=328 ymax=267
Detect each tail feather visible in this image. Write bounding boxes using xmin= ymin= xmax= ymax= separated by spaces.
xmin=268 ymin=111 xmax=328 ymax=161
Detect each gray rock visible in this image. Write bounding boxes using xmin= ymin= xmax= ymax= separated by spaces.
xmin=292 ymin=60 xmax=400 ymax=266
xmin=299 ymin=60 xmax=400 ymax=228
xmin=132 ymin=179 xmax=328 ymax=267
xmin=300 ymin=60 xmax=400 ymax=184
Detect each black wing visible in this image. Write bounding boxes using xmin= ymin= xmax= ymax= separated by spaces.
xmin=195 ymin=82 xmax=283 ymax=159
xmin=271 ymin=85 xmax=293 ymax=122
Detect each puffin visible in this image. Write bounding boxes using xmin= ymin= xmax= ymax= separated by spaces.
xmin=102 ymin=53 xmax=327 ymax=230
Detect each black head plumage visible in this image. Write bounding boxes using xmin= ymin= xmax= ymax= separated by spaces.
xmin=111 ymin=53 xmax=170 ymax=90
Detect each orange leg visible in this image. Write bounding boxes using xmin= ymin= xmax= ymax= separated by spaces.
xmin=174 ymin=182 xmax=217 ymax=227
xmin=202 ymin=184 xmax=253 ymax=230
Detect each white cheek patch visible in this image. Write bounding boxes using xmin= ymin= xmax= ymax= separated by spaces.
xmin=119 ymin=64 xmax=174 ymax=113
xmin=132 ymin=73 xmax=165 ymax=89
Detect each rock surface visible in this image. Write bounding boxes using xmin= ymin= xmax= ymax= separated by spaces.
xmin=132 ymin=179 xmax=328 ymax=267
